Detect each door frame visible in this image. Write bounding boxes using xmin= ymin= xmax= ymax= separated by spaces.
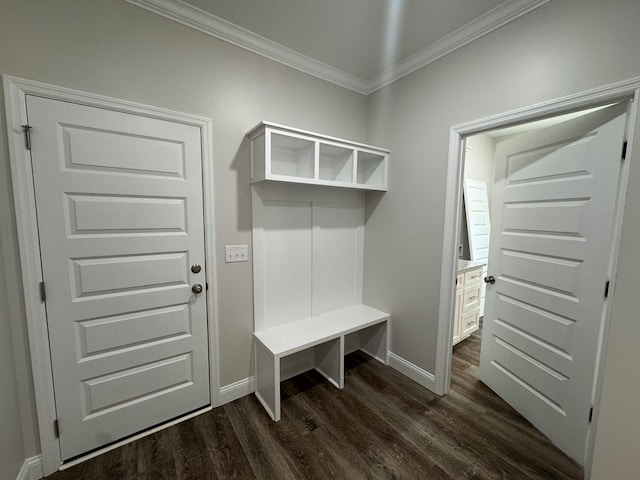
xmin=435 ymin=77 xmax=640 ymax=470
xmin=3 ymin=75 xmax=221 ymax=475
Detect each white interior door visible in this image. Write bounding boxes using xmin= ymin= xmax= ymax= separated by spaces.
xmin=26 ymin=96 xmax=210 ymax=461
xmin=463 ymin=178 xmax=490 ymax=315
xmin=479 ymin=102 xmax=628 ymax=464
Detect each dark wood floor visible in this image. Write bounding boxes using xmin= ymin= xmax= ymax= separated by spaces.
xmin=47 ymin=328 xmax=583 ymax=479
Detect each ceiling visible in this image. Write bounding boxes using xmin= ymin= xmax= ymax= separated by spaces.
xmin=127 ymin=0 xmax=549 ymax=94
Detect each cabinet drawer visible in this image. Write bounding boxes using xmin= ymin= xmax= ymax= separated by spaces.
xmin=463 ymin=285 xmax=481 ymax=311
xmin=456 ymin=273 xmax=464 ymax=290
xmin=461 ymin=309 xmax=479 ymax=337
xmin=464 ymin=268 xmax=482 ymax=286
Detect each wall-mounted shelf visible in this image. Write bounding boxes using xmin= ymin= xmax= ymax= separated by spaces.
xmin=248 ymin=121 xmax=388 ymax=191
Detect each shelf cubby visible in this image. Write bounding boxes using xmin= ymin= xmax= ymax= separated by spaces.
xmin=270 ymin=132 xmax=315 ymax=179
xmin=356 ymin=151 xmax=386 ymax=187
xmin=248 ymin=121 xmax=388 ymax=191
xmin=319 ymin=143 xmax=354 ymax=183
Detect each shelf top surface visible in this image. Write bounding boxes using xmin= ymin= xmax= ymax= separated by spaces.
xmin=246 ymin=121 xmax=390 ymax=154
xmin=254 ymin=304 xmax=389 ymax=357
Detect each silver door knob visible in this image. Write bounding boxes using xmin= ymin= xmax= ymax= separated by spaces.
xmin=484 ymin=275 xmax=496 ymax=284
xmin=192 ymin=283 xmax=203 ymax=294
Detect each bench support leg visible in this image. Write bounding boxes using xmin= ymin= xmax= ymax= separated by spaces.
xmin=360 ymin=322 xmax=389 ymax=365
xmin=254 ymin=340 xmax=281 ymax=421
xmin=314 ymin=337 xmax=344 ymax=389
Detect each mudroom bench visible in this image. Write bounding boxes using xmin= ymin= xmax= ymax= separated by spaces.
xmin=253 ymin=304 xmax=389 ymax=421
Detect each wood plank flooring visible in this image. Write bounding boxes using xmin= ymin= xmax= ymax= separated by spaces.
xmin=46 ymin=328 xmax=583 ymax=479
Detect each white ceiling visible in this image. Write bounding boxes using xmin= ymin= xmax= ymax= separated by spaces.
xmin=127 ymin=0 xmax=550 ymax=94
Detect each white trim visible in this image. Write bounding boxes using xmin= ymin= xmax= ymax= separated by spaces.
xmin=218 ymin=377 xmax=255 ymax=405
xmin=15 ymin=456 xmax=43 ymax=480
xmin=2 ymin=75 xmax=220 ymax=475
xmin=124 ymin=0 xmax=368 ymax=94
xmin=367 ymin=0 xmax=550 ymax=93
xmin=584 ymin=96 xmax=638 ymax=479
xmin=435 ymin=76 xmax=640 ymax=473
xmin=387 ymin=352 xmax=436 ymax=390
xmin=124 ymin=0 xmax=548 ymax=96
xmin=60 ymin=407 xmax=211 ymax=471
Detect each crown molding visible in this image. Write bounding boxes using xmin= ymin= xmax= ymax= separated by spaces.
xmin=367 ymin=0 xmax=551 ymax=94
xmin=125 ymin=0 xmax=550 ymax=96
xmin=124 ymin=0 xmax=369 ymax=94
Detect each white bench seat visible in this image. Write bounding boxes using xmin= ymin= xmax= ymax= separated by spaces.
xmin=253 ymin=304 xmax=389 ymax=421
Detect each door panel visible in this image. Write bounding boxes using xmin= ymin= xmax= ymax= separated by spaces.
xmin=464 ymin=178 xmax=491 ymax=314
xmin=26 ymin=96 xmax=210 ymax=460
xmin=479 ymin=103 xmax=627 ymax=464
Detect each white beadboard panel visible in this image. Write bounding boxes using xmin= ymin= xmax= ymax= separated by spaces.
xmin=312 ymin=203 xmax=362 ymax=316
xmin=262 ymin=200 xmax=313 ymax=329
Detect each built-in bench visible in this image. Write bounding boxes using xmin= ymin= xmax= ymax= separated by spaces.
xmin=253 ymin=304 xmax=389 ymax=421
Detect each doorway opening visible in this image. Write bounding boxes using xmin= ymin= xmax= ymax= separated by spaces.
xmin=454 ymin=104 xmax=613 ymax=347
xmin=436 ymin=80 xmax=640 ymax=476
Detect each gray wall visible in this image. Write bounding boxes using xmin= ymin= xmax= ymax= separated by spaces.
xmin=2 ymin=0 xmax=639 ymax=478
xmin=364 ymin=0 xmax=640 ymax=477
xmin=0 ymin=0 xmax=367 ymax=475
xmin=0 ymin=249 xmax=25 ymax=479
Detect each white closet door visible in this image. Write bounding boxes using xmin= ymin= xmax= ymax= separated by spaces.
xmin=464 ymin=178 xmax=490 ymax=315
xmin=479 ymin=102 xmax=627 ymax=463
xmin=26 ymin=96 xmax=210 ymax=460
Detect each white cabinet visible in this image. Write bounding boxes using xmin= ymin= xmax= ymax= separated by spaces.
xmin=247 ymin=121 xmax=388 ymax=191
xmin=453 ymin=262 xmax=483 ymax=346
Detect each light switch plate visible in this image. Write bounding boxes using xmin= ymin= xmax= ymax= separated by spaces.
xmin=225 ymin=245 xmax=249 ymax=263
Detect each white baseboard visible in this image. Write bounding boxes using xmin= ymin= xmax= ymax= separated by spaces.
xmin=16 ymin=456 xmax=43 ymax=480
xmin=218 ymin=376 xmax=255 ymax=405
xmin=388 ymin=352 xmax=437 ymax=392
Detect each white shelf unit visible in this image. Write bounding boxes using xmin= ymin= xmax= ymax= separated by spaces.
xmin=249 ymin=174 xmax=389 ymax=422
xmin=248 ymin=121 xmax=388 ymax=191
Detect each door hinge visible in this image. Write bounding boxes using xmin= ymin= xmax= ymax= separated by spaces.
xmin=22 ymin=125 xmax=32 ymax=150
xmin=53 ymin=419 xmax=60 ymax=438
xmin=588 ymin=407 xmax=594 ymax=423
xmin=604 ymin=280 xmax=610 ymax=298
xmin=39 ymin=281 xmax=46 ymax=302
xmin=622 ymin=141 xmax=628 ymax=160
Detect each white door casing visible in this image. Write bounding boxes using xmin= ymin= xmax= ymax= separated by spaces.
xmin=463 ymin=178 xmax=490 ymax=315
xmin=479 ymin=102 xmax=628 ymax=464
xmin=26 ymin=95 xmax=211 ymax=461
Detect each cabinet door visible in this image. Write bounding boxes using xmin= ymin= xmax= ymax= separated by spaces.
xmin=461 ymin=309 xmax=480 ymax=338
xmin=463 ymin=284 xmax=482 ymax=312
xmin=452 ymin=288 xmax=463 ymax=345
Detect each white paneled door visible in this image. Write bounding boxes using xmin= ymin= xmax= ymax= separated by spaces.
xmin=26 ymin=96 xmax=210 ymax=461
xmin=479 ymin=103 xmax=628 ymax=463
xmin=463 ymin=178 xmax=491 ymax=315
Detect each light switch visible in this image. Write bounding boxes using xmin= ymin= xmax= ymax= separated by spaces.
xmin=225 ymin=245 xmax=249 ymax=263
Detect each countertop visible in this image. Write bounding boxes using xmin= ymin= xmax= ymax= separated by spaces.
xmin=457 ymin=259 xmax=486 ymax=273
